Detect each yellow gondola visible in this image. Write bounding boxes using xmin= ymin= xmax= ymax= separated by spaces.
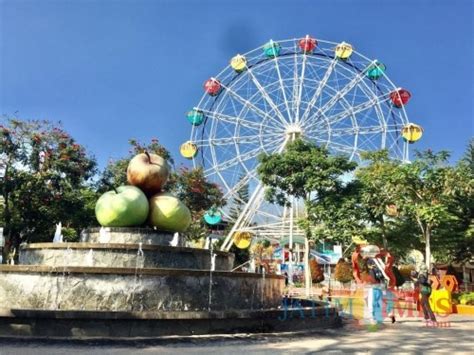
xmin=230 ymin=54 xmax=247 ymax=72
xmin=233 ymin=231 xmax=252 ymax=249
xmin=401 ymin=123 xmax=423 ymax=143
xmin=335 ymin=42 xmax=353 ymax=59
xmin=180 ymin=141 xmax=198 ymax=159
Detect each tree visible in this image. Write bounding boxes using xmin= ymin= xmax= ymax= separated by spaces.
xmin=305 ymin=180 xmax=365 ymax=245
xmin=228 ymin=175 xmax=250 ymax=222
xmin=257 ymin=139 xmax=357 ymax=295
xmin=0 ymin=118 xmax=97 ymax=259
xmin=257 ymin=139 xmax=357 ymax=243
xmin=355 ymin=150 xmax=402 ymax=249
xmin=390 ymin=150 xmax=471 ymax=267
xmin=461 ymin=138 xmax=474 ymax=174
xmin=433 ymin=140 xmax=474 ymax=262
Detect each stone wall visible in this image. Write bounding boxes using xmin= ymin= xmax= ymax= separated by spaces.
xmin=0 ymin=266 xmax=284 ymax=312
xmin=19 ymin=243 xmax=234 ymax=270
xmin=80 ymin=228 xmax=178 ymax=246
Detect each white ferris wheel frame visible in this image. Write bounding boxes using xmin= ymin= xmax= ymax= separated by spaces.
xmin=187 ymin=37 xmax=411 ymax=251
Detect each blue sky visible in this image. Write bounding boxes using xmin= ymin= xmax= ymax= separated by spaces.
xmin=1 ymin=0 xmax=472 ymax=170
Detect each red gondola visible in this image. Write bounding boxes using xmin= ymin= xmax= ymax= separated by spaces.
xmin=390 ymin=88 xmax=411 ymax=107
xmin=299 ymin=36 xmax=317 ymax=53
xmin=204 ymin=78 xmax=222 ymax=96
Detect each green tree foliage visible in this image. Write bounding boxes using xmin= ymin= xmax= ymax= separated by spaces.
xmin=355 ymin=150 xmax=402 ymax=249
xmin=389 ymin=150 xmax=472 ymax=267
xmin=434 ymin=140 xmax=474 ymax=262
xmin=257 ymin=139 xmax=357 ymax=244
xmin=257 ymin=139 xmax=357 ymax=204
xmin=306 ymin=180 xmax=365 ymax=244
xmin=461 ymin=138 xmax=474 ymax=174
xmin=0 ymin=118 xmax=97 ymax=258
xmin=228 ymin=175 xmax=250 ymax=221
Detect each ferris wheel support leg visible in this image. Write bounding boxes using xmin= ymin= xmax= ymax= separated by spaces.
xmin=220 ymin=183 xmax=266 ymax=251
xmin=221 ymin=137 xmax=291 ymax=252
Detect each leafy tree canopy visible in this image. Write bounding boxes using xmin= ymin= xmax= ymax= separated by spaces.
xmin=257 ymin=139 xmax=357 ymax=243
xmin=1 ymin=118 xmax=97 ymax=254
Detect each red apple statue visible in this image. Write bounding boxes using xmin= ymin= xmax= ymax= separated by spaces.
xmin=127 ymin=152 xmax=170 ymax=195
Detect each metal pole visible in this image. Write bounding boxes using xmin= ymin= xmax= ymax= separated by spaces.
xmin=304 ymin=237 xmax=311 ymax=298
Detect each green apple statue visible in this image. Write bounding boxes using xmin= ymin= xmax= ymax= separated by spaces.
xmin=127 ymin=152 xmax=170 ymax=196
xmin=148 ymin=193 xmax=191 ymax=232
xmin=95 ymin=185 xmax=149 ymax=227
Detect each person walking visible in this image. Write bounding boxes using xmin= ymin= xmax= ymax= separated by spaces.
xmin=411 ymin=266 xmax=437 ymax=325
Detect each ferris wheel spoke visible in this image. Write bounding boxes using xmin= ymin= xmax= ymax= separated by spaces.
xmin=301 ymin=93 xmax=390 ymax=132
xmin=291 ymin=41 xmax=299 ymax=118
xmin=272 ymin=56 xmax=293 ymax=123
xmin=359 ymin=82 xmax=388 ymax=149
xmin=301 ymin=60 xmax=378 ymax=127
xmin=246 ymin=68 xmax=289 ymax=126
xmin=222 ymin=170 xmax=256 ymax=201
xmin=218 ymin=82 xmax=286 ymax=129
xmin=344 ymin=71 xmax=391 ymax=147
xmin=204 ymin=136 xmax=285 ymax=176
xmin=299 ymin=56 xmax=338 ymax=124
xmin=251 ymin=209 xmax=284 ymax=221
xmin=193 ymin=132 xmax=282 ymax=147
xmin=295 ymin=52 xmax=307 ymax=121
xmin=304 ymin=133 xmax=356 ymax=154
xmin=222 ymin=183 xmax=267 ymax=250
xmin=305 ymin=124 xmax=398 ymax=138
xmin=196 ymin=108 xmax=278 ymax=132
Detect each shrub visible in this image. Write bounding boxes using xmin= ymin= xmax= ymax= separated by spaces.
xmin=309 ymin=258 xmax=325 ymax=283
xmin=335 ymin=259 xmax=353 ymax=283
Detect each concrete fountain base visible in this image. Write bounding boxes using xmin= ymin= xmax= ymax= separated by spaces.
xmin=0 ymin=265 xmax=283 ymax=312
xmin=19 ymin=243 xmax=234 ymax=270
xmin=0 ymin=228 xmax=340 ymax=338
xmin=0 ymin=302 xmax=340 ymax=338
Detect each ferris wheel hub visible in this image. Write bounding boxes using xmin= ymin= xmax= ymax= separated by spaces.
xmin=285 ymin=124 xmax=303 ymax=139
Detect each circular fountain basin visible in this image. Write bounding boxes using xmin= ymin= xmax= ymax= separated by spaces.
xmin=0 ymin=265 xmax=284 ymax=312
xmin=19 ymin=243 xmax=234 ymax=270
xmin=80 ymin=227 xmax=176 ymax=245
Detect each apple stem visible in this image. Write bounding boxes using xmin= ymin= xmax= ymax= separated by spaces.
xmin=144 ymin=150 xmax=151 ymax=163
xmin=102 ymin=179 xmax=119 ymax=194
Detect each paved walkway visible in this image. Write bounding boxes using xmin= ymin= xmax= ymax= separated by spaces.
xmin=0 ymin=315 xmax=472 ymax=354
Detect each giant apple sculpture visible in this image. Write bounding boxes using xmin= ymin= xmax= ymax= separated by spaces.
xmin=148 ymin=193 xmax=191 ymax=232
xmin=127 ymin=152 xmax=170 ymax=195
xmin=95 ymin=186 xmax=149 ymax=227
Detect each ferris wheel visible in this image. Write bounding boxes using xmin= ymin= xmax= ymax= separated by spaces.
xmin=180 ymin=36 xmax=423 ymax=251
